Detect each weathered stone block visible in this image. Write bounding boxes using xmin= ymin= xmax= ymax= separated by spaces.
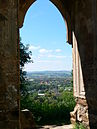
xmin=20 ymin=109 xmax=36 ymax=129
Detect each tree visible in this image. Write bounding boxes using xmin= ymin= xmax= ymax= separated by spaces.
xmin=71 ymin=70 xmax=73 ymax=87
xmin=20 ymin=40 xmax=32 ymax=96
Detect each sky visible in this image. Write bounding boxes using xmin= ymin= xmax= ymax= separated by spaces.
xmin=20 ymin=0 xmax=72 ymax=72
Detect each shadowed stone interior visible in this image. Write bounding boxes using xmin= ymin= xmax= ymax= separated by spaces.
xmin=0 ymin=0 xmax=97 ymax=128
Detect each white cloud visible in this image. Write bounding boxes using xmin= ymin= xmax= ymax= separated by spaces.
xmin=37 ymin=60 xmax=53 ymax=63
xmin=48 ymin=54 xmax=66 ymax=59
xmin=24 ymin=59 xmax=72 ymax=72
xmin=55 ymin=49 xmax=62 ymax=52
xmin=39 ymin=49 xmax=53 ymax=54
xmin=29 ymin=45 xmax=40 ymax=51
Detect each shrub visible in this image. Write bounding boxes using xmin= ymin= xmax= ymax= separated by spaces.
xmin=73 ymin=123 xmax=86 ymax=129
xmin=21 ymin=91 xmax=76 ymax=125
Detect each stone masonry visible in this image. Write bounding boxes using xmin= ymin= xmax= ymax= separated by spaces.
xmin=0 ymin=0 xmax=20 ymax=129
xmin=0 ymin=0 xmax=97 ymax=129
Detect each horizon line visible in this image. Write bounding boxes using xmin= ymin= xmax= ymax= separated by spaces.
xmin=26 ymin=70 xmax=72 ymax=72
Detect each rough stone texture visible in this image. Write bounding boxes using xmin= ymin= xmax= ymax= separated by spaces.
xmin=70 ymin=98 xmax=89 ymax=129
xmin=72 ymin=0 xmax=97 ymax=128
xmin=20 ymin=109 xmax=36 ymax=129
xmin=0 ymin=0 xmax=20 ymax=129
xmin=0 ymin=0 xmax=97 ymax=129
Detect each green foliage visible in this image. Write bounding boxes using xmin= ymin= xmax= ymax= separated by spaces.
xmin=20 ymin=40 xmax=32 ymax=96
xmin=73 ymin=123 xmax=86 ymax=129
xmin=71 ymin=70 xmax=73 ymax=87
xmin=20 ymin=42 xmax=32 ymax=68
xmin=21 ymin=91 xmax=76 ymax=125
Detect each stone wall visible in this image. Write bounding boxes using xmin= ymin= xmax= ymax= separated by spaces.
xmin=20 ymin=109 xmax=36 ymax=129
xmin=71 ymin=98 xmax=89 ymax=129
xmin=0 ymin=0 xmax=20 ymax=129
xmin=0 ymin=0 xmax=97 ymax=129
xmin=72 ymin=0 xmax=97 ymax=128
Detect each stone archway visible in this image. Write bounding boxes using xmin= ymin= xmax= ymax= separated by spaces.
xmin=0 ymin=0 xmax=97 ymax=129
xmin=18 ymin=0 xmax=86 ymax=127
xmin=18 ymin=1 xmax=97 ymax=128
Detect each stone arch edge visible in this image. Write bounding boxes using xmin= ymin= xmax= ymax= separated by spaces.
xmin=18 ymin=0 xmax=72 ymax=43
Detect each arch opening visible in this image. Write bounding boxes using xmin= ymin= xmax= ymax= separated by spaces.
xmin=19 ymin=0 xmax=75 ymax=127
xmin=19 ymin=0 xmax=72 ymax=44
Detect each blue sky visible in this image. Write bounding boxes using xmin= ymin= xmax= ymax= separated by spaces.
xmin=20 ymin=0 xmax=72 ymax=71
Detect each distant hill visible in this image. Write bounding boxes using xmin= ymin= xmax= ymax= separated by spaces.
xmin=27 ymin=71 xmax=71 ymax=79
